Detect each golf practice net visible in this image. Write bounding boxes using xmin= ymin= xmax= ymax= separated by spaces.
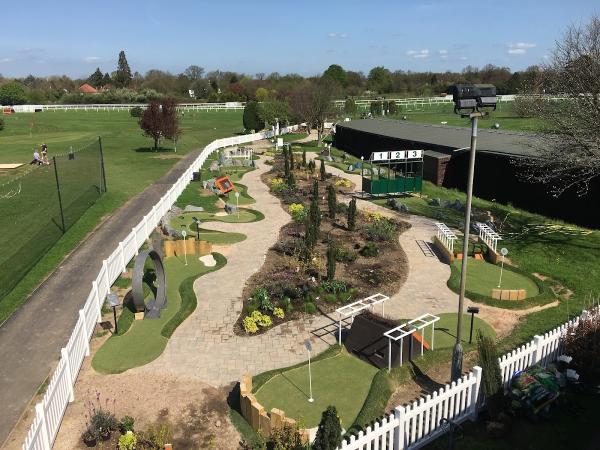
xmin=0 ymin=138 xmax=106 ymax=301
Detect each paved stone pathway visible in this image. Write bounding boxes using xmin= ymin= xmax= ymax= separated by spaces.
xmin=139 ymin=153 xmax=472 ymax=386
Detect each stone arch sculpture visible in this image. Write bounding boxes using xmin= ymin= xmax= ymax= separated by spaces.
xmin=132 ymin=249 xmax=167 ymax=319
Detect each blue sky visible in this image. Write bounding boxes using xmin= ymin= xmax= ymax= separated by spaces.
xmin=0 ymin=0 xmax=597 ymax=78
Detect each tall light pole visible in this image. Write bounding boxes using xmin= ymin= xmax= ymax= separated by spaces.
xmin=182 ymin=230 xmax=188 ymax=266
xmin=450 ymin=84 xmax=497 ymax=381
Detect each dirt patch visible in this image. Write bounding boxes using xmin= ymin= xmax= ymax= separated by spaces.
xmin=532 ymin=272 xmax=549 ymax=281
xmin=386 ymin=352 xmax=479 ymax=411
xmin=47 ymin=335 xmax=240 ymax=450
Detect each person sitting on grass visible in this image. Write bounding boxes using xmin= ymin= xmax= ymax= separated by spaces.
xmin=30 ymin=149 xmax=43 ymax=165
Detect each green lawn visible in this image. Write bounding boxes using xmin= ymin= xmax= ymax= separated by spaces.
xmin=171 ymin=209 xmax=263 ymax=228
xmin=451 ymin=258 xmax=539 ymax=298
xmin=92 ymin=253 xmax=226 ymax=373
xmin=195 ymin=228 xmax=246 ymax=244
xmin=0 ymin=110 xmax=242 ymax=324
xmin=254 ymin=350 xmax=378 ymax=428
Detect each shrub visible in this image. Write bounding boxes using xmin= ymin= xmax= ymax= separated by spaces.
xmin=360 ymin=242 xmax=380 ymax=257
xmin=304 ymin=302 xmax=317 ymax=314
xmin=280 ymin=297 xmax=293 ymax=313
xmin=288 ymin=203 xmax=307 ymax=223
xmin=270 ymin=422 xmax=304 ymax=450
xmin=326 ymin=243 xmax=336 ymax=280
xmin=252 ymin=310 xmax=272 ymax=327
xmin=252 ymin=287 xmax=273 ymax=312
xmin=273 ymin=307 xmax=285 ymax=319
xmin=118 ymin=431 xmax=137 ymax=450
xmin=364 ymin=218 xmax=396 ymax=242
xmin=388 ymin=100 xmax=398 ymax=115
xmin=321 ymin=280 xmax=348 ymax=294
xmin=324 ymin=293 xmax=337 ymax=303
xmin=129 ymin=106 xmax=143 ymax=117
xmin=327 ymin=185 xmax=337 ymax=220
xmin=477 ymin=329 xmax=503 ymax=418
xmin=564 ymin=314 xmax=600 ymax=383
xmin=335 ymin=246 xmax=357 ymax=263
xmin=347 ymin=198 xmax=357 ymax=231
xmin=243 ymin=315 xmax=259 ymax=333
xmin=334 ymin=178 xmax=352 ymax=188
xmin=320 ymin=159 xmax=327 ymax=181
xmin=138 ymin=423 xmax=172 ymax=449
xmin=370 ymin=101 xmax=382 ymax=116
xmin=313 ymin=406 xmax=342 ymax=450
xmin=0 ymin=118 xmax=4 ymax=131
xmin=302 ymin=150 xmax=307 ymax=167
xmin=120 ymin=415 xmax=135 ymax=433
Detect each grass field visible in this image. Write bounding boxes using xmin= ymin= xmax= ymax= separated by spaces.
xmin=432 ymin=313 xmax=495 ymax=349
xmin=0 ymin=110 xmax=242 ymax=324
xmin=349 ymin=103 xmax=548 ymax=133
xmin=254 ymin=350 xmax=378 ymax=428
xmin=92 ymin=253 xmax=226 ymax=374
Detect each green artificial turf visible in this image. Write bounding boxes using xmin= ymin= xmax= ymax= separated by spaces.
xmin=91 ymin=253 xmax=226 ymax=373
xmin=450 ymin=258 xmax=539 ymax=298
xmin=0 ymin=110 xmax=242 ymax=324
xmin=254 ymin=350 xmax=378 ymax=428
xmin=374 ymin=180 xmax=600 ymax=354
xmin=171 ymin=209 xmax=263 ymax=230
xmin=195 ymin=228 xmax=246 ymax=244
xmin=431 ymin=312 xmax=496 ymax=349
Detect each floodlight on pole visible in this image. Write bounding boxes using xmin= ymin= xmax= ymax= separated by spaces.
xmin=235 ymin=191 xmax=240 ymax=219
xmin=181 ymin=230 xmax=188 ymax=266
xmin=449 ymin=84 xmax=497 ymax=382
xmin=304 ymin=339 xmax=314 ymax=402
xmin=497 ymin=247 xmax=509 ymax=288
xmin=467 ymin=306 xmax=480 ymax=344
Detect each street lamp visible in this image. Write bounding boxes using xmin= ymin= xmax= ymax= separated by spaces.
xmin=235 ymin=191 xmax=240 ymax=219
xmin=497 ymin=247 xmax=509 ymax=288
xmin=181 ymin=229 xmax=188 ymax=266
xmin=466 ymin=306 xmax=480 ymax=344
xmin=107 ymin=292 xmax=120 ymax=335
xmin=449 ymin=84 xmax=497 ymax=381
xmin=304 ymin=339 xmax=314 ymax=403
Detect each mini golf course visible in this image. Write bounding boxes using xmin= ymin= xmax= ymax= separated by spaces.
xmin=254 ymin=350 xmax=378 ymax=428
xmin=448 ymin=258 xmax=540 ymax=299
xmin=432 ymin=312 xmax=496 ymax=348
xmin=92 ymin=253 xmax=226 ymax=374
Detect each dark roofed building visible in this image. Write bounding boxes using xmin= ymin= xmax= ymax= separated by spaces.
xmin=333 ymin=119 xmax=599 ymax=228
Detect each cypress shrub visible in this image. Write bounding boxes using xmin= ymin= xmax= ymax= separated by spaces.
xmin=347 ymin=198 xmax=357 ymax=231
xmin=313 ymin=406 xmax=342 ymax=450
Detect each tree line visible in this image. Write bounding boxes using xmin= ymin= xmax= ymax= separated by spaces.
xmin=0 ymin=49 xmax=542 ymax=106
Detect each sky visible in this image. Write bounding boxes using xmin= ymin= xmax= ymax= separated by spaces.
xmin=0 ymin=0 xmax=598 ymax=78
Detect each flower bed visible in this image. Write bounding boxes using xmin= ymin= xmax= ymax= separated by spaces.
xmin=235 ymin=151 xmax=411 ymax=335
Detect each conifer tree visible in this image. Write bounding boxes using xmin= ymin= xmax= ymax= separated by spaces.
xmin=320 ymin=158 xmax=327 ymax=181
xmin=115 ymin=50 xmax=132 ymax=87
xmin=327 ymin=185 xmax=337 ymax=220
xmin=326 ymin=243 xmax=336 ymax=281
xmin=347 ymin=197 xmax=357 ymax=231
xmin=313 ymin=406 xmax=342 ymax=450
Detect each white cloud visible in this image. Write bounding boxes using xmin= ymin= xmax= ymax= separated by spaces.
xmin=0 ymin=57 xmax=14 ymax=63
xmin=507 ymin=42 xmax=536 ymax=55
xmin=328 ymin=32 xmax=347 ymax=39
xmin=438 ymin=49 xmax=448 ymax=59
xmin=460 ymin=56 xmax=468 ymax=61
xmin=406 ymin=49 xmax=429 ymax=59
xmin=84 ymin=56 xmax=101 ymax=62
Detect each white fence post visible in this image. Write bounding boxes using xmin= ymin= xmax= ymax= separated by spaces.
xmin=470 ymin=366 xmax=482 ymax=421
xmin=35 ymin=402 xmax=51 ymax=450
xmin=532 ymin=335 xmax=543 ymax=364
xmin=93 ymin=280 xmax=102 ymax=323
xmin=118 ymin=242 xmax=126 ymax=272
xmin=79 ymin=310 xmax=90 ymax=356
xmin=394 ymin=406 xmax=405 ymax=450
xmin=60 ymin=348 xmax=75 ymax=402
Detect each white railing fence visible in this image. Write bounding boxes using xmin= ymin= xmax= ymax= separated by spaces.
xmin=337 ymin=308 xmax=595 ymax=450
xmin=9 ymin=103 xmax=245 ymax=113
xmin=22 ymin=125 xmax=298 ymax=450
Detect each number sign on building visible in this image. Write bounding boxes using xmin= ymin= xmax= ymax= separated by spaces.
xmin=370 ymin=150 xmax=423 ymax=162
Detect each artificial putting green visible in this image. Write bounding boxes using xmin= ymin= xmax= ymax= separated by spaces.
xmin=92 ymin=253 xmax=225 ymax=374
xmin=172 ymin=209 xmax=263 ymax=229
xmin=254 ymin=350 xmax=378 ymax=428
xmin=452 ymin=258 xmax=539 ymax=299
xmin=194 ymin=228 xmax=246 ymax=244
xmin=432 ymin=312 xmax=496 ymax=349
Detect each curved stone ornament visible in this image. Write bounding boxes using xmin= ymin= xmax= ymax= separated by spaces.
xmin=132 ymin=249 xmax=167 ymax=319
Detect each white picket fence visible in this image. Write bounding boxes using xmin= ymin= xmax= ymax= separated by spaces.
xmin=22 ymin=125 xmax=298 ymax=450
xmin=338 ymin=309 xmax=593 ymax=450
xmin=9 ymin=103 xmax=244 ymax=113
